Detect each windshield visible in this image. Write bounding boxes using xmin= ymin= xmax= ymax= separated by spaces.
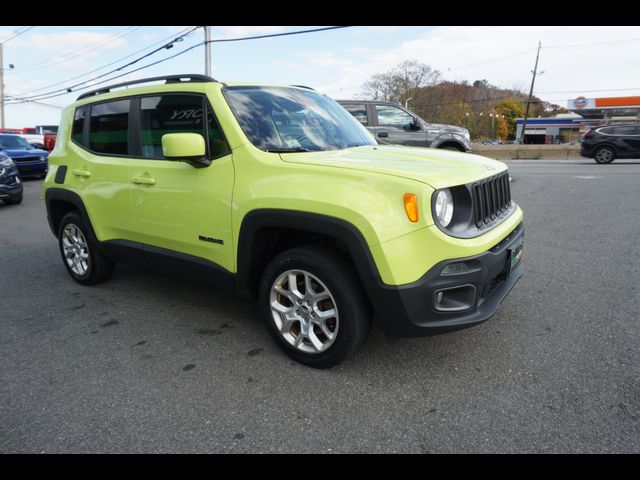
xmin=223 ymin=86 xmax=376 ymax=152
xmin=0 ymin=135 xmax=33 ymax=149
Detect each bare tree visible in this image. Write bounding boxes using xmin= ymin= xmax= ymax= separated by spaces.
xmin=360 ymin=60 xmax=441 ymax=103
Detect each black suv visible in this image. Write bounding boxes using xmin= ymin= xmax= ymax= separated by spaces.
xmin=580 ymin=124 xmax=640 ymax=163
xmin=338 ymin=100 xmax=471 ymax=152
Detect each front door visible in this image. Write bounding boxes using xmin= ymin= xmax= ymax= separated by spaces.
xmin=126 ymin=93 xmax=235 ymax=273
xmin=373 ymin=104 xmax=427 ymax=147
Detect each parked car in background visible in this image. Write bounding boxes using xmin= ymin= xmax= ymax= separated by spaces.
xmin=580 ymin=124 xmax=640 ymax=163
xmin=337 ymin=100 xmax=471 ymax=152
xmin=0 ymin=134 xmax=49 ymax=178
xmin=36 ymin=125 xmax=58 ymax=152
xmin=0 ymin=152 xmax=23 ymax=205
xmin=19 ymin=130 xmax=46 ymax=150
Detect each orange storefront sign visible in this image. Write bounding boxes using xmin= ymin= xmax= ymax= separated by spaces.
xmin=595 ymin=96 xmax=640 ymax=108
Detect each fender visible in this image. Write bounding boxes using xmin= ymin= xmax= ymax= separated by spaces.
xmin=236 ymin=209 xmax=384 ymax=299
xmin=44 ymin=188 xmax=97 ymax=240
xmin=430 ymin=134 xmax=466 ymax=151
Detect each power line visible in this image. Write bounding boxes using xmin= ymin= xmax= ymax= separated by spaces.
xmin=0 ymin=26 xmax=35 ymax=44
xmin=11 ymin=26 xmax=195 ymax=96
xmin=12 ymin=26 xmax=142 ymax=73
xmin=6 ymin=39 xmax=206 ymax=104
xmin=206 ymin=25 xmax=351 ymax=43
xmin=447 ymin=48 xmax=537 ymax=71
xmin=8 ymin=26 xmax=350 ymax=105
xmin=5 ymin=94 xmax=63 ymax=109
xmin=7 ymin=27 xmax=201 ymax=103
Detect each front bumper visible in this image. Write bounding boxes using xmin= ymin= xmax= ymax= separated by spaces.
xmin=371 ymin=222 xmax=524 ymax=337
xmin=15 ymin=159 xmax=48 ymax=177
xmin=0 ymin=175 xmax=23 ymax=200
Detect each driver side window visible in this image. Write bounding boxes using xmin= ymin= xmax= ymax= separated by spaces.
xmin=375 ymin=105 xmax=414 ymax=129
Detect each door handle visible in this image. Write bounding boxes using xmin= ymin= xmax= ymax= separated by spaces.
xmin=72 ymin=169 xmax=91 ymax=178
xmin=377 ymin=132 xmax=389 ymax=138
xmin=132 ymin=176 xmax=156 ymax=185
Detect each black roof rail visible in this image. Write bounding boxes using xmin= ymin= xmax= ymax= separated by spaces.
xmin=76 ymin=74 xmax=218 ymax=101
xmin=290 ymin=85 xmax=315 ymax=90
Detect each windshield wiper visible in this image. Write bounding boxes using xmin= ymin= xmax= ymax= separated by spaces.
xmin=265 ymin=147 xmax=311 ymax=153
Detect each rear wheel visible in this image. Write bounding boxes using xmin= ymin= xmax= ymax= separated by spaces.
xmin=58 ymin=212 xmax=115 ymax=285
xmin=594 ymin=146 xmax=615 ymax=164
xmin=259 ymin=245 xmax=372 ymax=368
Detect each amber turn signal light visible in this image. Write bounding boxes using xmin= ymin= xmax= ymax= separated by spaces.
xmin=404 ymin=193 xmax=419 ymax=222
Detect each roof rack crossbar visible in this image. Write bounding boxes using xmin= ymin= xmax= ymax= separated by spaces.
xmin=76 ymin=74 xmax=217 ymax=101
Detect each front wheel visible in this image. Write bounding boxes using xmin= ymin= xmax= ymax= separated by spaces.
xmin=259 ymin=245 xmax=372 ymax=368
xmin=594 ymin=146 xmax=615 ymax=164
xmin=58 ymin=212 xmax=115 ymax=285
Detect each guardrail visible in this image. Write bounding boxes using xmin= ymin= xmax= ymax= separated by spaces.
xmin=471 ymin=144 xmax=582 ymax=160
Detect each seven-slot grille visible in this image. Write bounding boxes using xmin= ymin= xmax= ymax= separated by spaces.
xmin=472 ymin=171 xmax=511 ymax=228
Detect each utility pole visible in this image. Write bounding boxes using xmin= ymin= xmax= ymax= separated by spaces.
xmin=204 ymin=26 xmax=212 ymax=76
xmin=0 ymin=42 xmax=4 ymax=128
xmin=519 ymin=41 xmax=543 ymax=145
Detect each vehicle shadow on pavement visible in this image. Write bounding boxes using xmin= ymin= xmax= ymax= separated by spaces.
xmin=102 ymin=262 xmax=498 ymax=373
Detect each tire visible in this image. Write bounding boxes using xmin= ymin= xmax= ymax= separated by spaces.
xmin=594 ymin=146 xmax=615 ymax=164
xmin=3 ymin=193 xmax=22 ymax=205
xmin=58 ymin=211 xmax=115 ymax=285
xmin=258 ymin=245 xmax=372 ymax=368
xmin=441 ymin=144 xmax=463 ymax=152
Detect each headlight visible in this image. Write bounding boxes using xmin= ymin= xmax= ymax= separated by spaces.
xmin=39 ymin=156 xmax=46 ymax=161
xmin=0 ymin=157 xmax=13 ymax=168
xmin=434 ymin=189 xmax=454 ymax=227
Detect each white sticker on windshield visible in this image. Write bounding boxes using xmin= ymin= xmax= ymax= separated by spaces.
xmin=284 ymin=138 xmax=302 ymax=148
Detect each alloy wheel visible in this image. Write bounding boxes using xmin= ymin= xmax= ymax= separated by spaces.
xmin=62 ymin=223 xmax=90 ymax=276
xmin=269 ymin=269 xmax=339 ymax=354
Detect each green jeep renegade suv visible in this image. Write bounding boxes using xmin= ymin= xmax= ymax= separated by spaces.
xmin=43 ymin=74 xmax=524 ymax=367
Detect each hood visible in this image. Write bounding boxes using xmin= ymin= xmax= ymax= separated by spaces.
xmin=280 ymin=145 xmax=505 ymax=190
xmin=1 ymin=147 xmax=49 ymax=158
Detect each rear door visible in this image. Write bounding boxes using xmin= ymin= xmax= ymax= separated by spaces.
xmin=68 ymin=99 xmax=137 ymax=241
xmin=372 ymin=103 xmax=427 ymax=146
xmin=126 ymin=92 xmax=235 ymax=272
xmin=340 ymin=102 xmax=375 ymax=135
xmin=614 ymin=126 xmax=640 ymax=155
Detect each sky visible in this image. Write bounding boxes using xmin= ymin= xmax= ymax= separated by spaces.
xmin=2 ymin=25 xmax=640 ymax=127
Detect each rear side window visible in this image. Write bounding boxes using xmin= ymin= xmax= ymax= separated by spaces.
xmin=342 ymin=104 xmax=369 ymax=125
xmin=140 ymin=94 xmax=230 ymax=159
xmin=72 ymin=106 xmax=86 ymax=145
xmin=89 ymin=99 xmax=130 ymax=155
xmin=611 ymin=126 xmax=637 ymax=135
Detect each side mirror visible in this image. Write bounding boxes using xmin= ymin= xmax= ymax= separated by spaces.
xmin=404 ymin=119 xmax=421 ymax=131
xmin=161 ymin=133 xmax=210 ymax=168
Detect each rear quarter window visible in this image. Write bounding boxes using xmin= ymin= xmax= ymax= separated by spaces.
xmin=72 ymin=106 xmax=87 ymax=145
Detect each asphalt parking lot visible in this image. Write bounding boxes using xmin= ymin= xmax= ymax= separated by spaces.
xmin=1 ymin=159 xmax=639 ymax=453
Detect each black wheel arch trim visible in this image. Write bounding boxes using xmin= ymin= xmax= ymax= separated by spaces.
xmin=44 ymin=188 xmax=99 ymax=242
xmin=236 ymin=209 xmax=384 ymax=299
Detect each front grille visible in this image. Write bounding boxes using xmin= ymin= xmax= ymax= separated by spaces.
xmin=472 ymin=172 xmax=511 ymax=228
xmin=13 ymin=156 xmax=41 ymax=163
